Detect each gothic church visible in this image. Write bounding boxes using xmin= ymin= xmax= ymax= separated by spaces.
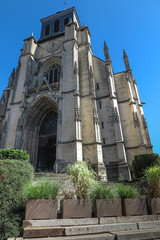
xmin=0 ymin=8 xmax=152 ymax=180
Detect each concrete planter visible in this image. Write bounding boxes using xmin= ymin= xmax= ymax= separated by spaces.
xmin=147 ymin=198 xmax=160 ymax=215
xmin=61 ymin=199 xmax=92 ymax=219
xmin=95 ymin=199 xmax=122 ymax=218
xmin=123 ymin=198 xmax=147 ymax=216
xmin=25 ymin=199 xmax=58 ymax=220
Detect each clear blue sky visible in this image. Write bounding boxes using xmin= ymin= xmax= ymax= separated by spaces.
xmin=0 ymin=0 xmax=159 ymax=155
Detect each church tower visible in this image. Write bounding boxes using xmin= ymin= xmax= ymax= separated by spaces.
xmin=0 ymin=7 xmax=152 ymax=181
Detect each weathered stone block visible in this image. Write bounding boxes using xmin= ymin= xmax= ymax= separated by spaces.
xmin=65 ymin=222 xmax=138 ymax=236
xmin=23 ymin=227 xmax=65 ymax=238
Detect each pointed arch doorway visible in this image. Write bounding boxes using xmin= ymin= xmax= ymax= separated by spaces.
xmin=22 ymin=95 xmax=58 ymax=172
xmin=36 ymin=111 xmax=57 ymax=172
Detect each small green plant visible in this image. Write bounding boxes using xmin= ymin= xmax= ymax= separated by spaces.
xmin=24 ymin=179 xmax=59 ymax=199
xmin=144 ymin=165 xmax=160 ymax=197
xmin=116 ymin=183 xmax=141 ymax=199
xmin=0 ymin=148 xmax=30 ymax=161
xmin=132 ymin=153 xmax=159 ymax=179
xmin=66 ymin=161 xmax=97 ymax=199
xmin=89 ymin=182 xmax=118 ymax=200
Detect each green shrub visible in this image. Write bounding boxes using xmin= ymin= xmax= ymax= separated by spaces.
xmin=24 ymin=179 xmax=59 ymax=199
xmin=66 ymin=161 xmax=97 ymax=199
xmin=116 ymin=183 xmax=141 ymax=199
xmin=0 ymin=148 xmax=30 ymax=161
xmin=144 ymin=165 xmax=160 ymax=197
xmin=132 ymin=153 xmax=159 ymax=179
xmin=0 ymin=159 xmax=34 ymax=240
xmin=89 ymin=182 xmax=118 ymax=200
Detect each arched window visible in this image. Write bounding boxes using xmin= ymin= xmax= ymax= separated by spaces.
xmin=45 ymin=25 xmax=50 ymax=36
xmin=46 ymin=64 xmax=61 ymax=84
xmin=49 ymin=69 xmax=53 ymax=84
xmin=64 ymin=18 xmax=69 ymax=25
xmin=54 ymin=20 xmax=60 ymax=33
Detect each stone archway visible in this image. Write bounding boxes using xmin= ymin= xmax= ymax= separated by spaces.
xmin=36 ymin=111 xmax=57 ymax=172
xmin=22 ymin=95 xmax=58 ymax=171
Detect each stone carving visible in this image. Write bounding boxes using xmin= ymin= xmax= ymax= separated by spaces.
xmin=74 ymin=107 xmax=81 ymax=122
xmin=133 ymin=112 xmax=140 ymax=127
xmin=15 ymin=97 xmax=29 ymax=149
xmin=89 ymin=66 xmax=93 ymax=78
xmin=26 ymin=78 xmax=33 ymax=90
xmin=104 ymin=41 xmax=111 ymax=62
xmin=141 ymin=114 xmax=147 ymax=129
xmin=93 ymin=109 xmax=100 ymax=125
xmin=60 ymin=66 xmax=63 ymax=78
xmin=46 ymin=40 xmax=61 ymax=54
xmin=58 ymin=109 xmax=62 ymax=124
xmin=43 ymin=72 xmax=48 ymax=81
xmin=73 ymin=61 xmax=78 ymax=74
xmin=112 ymin=107 xmax=119 ymax=123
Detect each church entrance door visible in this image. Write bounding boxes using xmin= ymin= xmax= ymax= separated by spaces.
xmin=36 ymin=111 xmax=57 ymax=172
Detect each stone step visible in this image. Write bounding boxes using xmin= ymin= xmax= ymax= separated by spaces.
xmin=138 ymin=220 xmax=160 ymax=229
xmin=23 ymin=232 xmax=115 ymax=240
xmin=23 ymin=215 xmax=158 ymax=229
xmin=24 ymin=222 xmax=138 ymax=238
xmin=100 ymin=214 xmax=158 ymax=224
xmin=23 ymin=227 xmax=65 ymax=238
xmin=25 ymin=233 xmax=116 ymax=240
xmin=22 ymin=229 xmax=160 ymax=239
xmin=23 ymin=218 xmax=99 ymax=228
xmin=112 ymin=228 xmax=160 ymax=240
xmin=34 ymin=173 xmax=70 ymax=180
xmin=64 ymin=222 xmax=138 ymax=236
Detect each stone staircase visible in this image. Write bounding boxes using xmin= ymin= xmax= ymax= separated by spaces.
xmin=10 ymin=173 xmax=159 ymax=240
xmin=21 ymin=215 xmax=160 ymax=240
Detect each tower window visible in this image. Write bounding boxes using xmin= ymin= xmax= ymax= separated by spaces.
xmin=101 ymin=121 xmax=104 ymax=129
xmin=54 ymin=20 xmax=60 ymax=33
xmin=64 ymin=18 xmax=69 ymax=25
xmin=99 ymin=101 xmax=102 ymax=109
xmin=103 ymin=138 xmax=106 ymax=144
xmin=96 ymin=83 xmax=99 ymax=90
xmin=45 ymin=25 xmax=50 ymax=36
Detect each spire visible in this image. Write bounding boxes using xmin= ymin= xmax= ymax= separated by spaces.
xmin=123 ymin=49 xmax=131 ymax=71
xmin=104 ymin=41 xmax=111 ymax=62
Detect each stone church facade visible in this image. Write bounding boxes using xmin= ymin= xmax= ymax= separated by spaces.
xmin=0 ymin=8 xmax=152 ymax=180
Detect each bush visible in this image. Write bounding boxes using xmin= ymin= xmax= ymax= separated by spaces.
xmin=0 ymin=159 xmax=34 ymax=240
xmin=144 ymin=165 xmax=160 ymax=197
xmin=0 ymin=148 xmax=30 ymax=161
xmin=116 ymin=183 xmax=141 ymax=199
xmin=132 ymin=153 xmax=159 ymax=179
xmin=89 ymin=182 xmax=118 ymax=200
xmin=66 ymin=161 xmax=97 ymax=199
xmin=24 ymin=179 xmax=59 ymax=199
